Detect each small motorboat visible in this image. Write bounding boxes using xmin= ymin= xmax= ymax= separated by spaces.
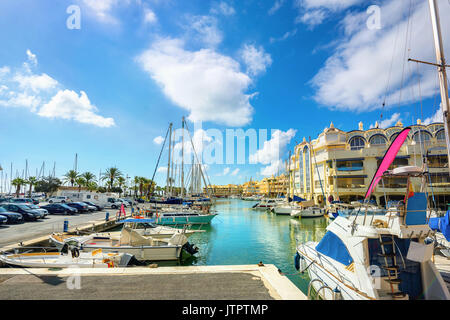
xmin=0 ymin=245 xmax=133 ymax=268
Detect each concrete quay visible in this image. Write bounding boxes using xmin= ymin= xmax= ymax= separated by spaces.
xmin=0 ymin=264 xmax=307 ymax=300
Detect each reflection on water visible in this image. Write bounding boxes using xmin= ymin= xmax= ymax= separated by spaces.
xmin=180 ymin=199 xmax=329 ymax=293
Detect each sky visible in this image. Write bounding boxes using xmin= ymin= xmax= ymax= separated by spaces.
xmin=0 ymin=0 xmax=449 ymax=190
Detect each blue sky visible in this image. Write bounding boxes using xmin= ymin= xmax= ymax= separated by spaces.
xmin=0 ymin=0 xmax=448 ymax=189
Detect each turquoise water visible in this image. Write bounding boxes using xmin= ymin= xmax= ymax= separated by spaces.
xmin=180 ymin=198 xmax=329 ymax=294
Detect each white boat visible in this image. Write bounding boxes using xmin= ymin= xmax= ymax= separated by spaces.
xmin=273 ymin=203 xmax=294 ymax=215
xmin=290 ymin=207 xmax=325 ymax=218
xmin=290 ymin=200 xmax=325 ymax=218
xmin=252 ymin=198 xmax=284 ymax=210
xmin=295 ymin=163 xmax=450 ymax=300
xmin=50 ymin=227 xmax=196 ymax=261
xmin=0 ymin=247 xmax=133 ymax=268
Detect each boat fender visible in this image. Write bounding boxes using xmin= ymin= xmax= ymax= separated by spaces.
xmin=294 ymin=252 xmax=301 ymax=270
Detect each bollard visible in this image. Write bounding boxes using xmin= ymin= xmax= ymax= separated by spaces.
xmin=131 ymin=207 xmax=134 ymax=214
xmin=105 ymin=211 xmax=110 ymax=221
xmin=63 ymin=219 xmax=69 ymax=232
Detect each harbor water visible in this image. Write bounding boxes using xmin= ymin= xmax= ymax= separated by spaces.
xmin=180 ymin=198 xmax=329 ymax=294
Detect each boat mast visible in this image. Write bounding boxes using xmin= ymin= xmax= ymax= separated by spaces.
xmin=428 ymin=0 xmax=450 ymax=174
xmin=166 ymin=123 xmax=173 ymax=197
xmin=181 ymin=117 xmax=185 ymax=199
xmin=287 ymin=151 xmax=291 ymax=200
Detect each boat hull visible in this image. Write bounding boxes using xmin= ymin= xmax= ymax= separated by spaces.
xmin=155 ymin=214 xmax=217 ymax=225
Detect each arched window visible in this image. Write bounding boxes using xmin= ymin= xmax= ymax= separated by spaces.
xmin=369 ymin=134 xmax=387 ymax=146
xmin=349 ymin=136 xmax=365 ymax=150
xmin=412 ymin=130 xmax=432 ymax=143
xmin=436 ymin=130 xmax=445 ymax=141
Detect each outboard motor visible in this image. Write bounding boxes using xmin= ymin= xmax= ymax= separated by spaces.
xmin=182 ymin=242 xmax=199 ymax=255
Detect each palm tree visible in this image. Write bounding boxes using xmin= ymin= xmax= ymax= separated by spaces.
xmin=117 ymin=176 xmax=126 ymax=197
xmin=63 ymin=170 xmax=79 ymax=187
xmin=11 ymin=178 xmax=26 ymax=198
xmin=75 ymin=177 xmax=86 ymax=193
xmin=86 ymin=181 xmax=98 ymax=192
xmin=81 ymin=172 xmax=96 ymax=185
xmin=26 ymin=176 xmax=37 ymax=197
xmin=101 ymin=167 xmax=123 ymax=191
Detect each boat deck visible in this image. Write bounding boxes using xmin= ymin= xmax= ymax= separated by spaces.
xmin=0 ymin=264 xmax=306 ymax=300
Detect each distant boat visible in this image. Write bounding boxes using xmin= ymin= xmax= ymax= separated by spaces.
xmin=0 ymin=246 xmax=133 ymax=268
xmin=154 ymin=211 xmax=217 ymax=225
xmin=50 ymin=227 xmax=197 ymax=261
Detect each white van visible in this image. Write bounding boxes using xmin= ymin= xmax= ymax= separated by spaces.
xmin=48 ymin=196 xmax=71 ymax=203
xmin=58 ymin=191 xmax=122 ymax=209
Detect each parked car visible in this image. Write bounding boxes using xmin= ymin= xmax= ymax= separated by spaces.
xmin=10 ymin=198 xmax=37 ymax=205
xmin=40 ymin=203 xmax=77 ymax=215
xmin=25 ymin=204 xmax=49 ymax=217
xmin=0 ymin=207 xmax=23 ymax=223
xmin=0 ymin=215 xmax=7 ymax=225
xmin=107 ymin=197 xmax=124 ymax=209
xmin=66 ymin=202 xmax=89 ymax=213
xmin=47 ymin=196 xmax=71 ymax=204
xmin=0 ymin=204 xmax=43 ymax=221
xmin=78 ymin=202 xmax=96 ymax=212
xmin=82 ymin=201 xmax=104 ymax=211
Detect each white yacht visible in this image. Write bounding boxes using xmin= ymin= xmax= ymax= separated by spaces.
xmin=295 ymin=165 xmax=450 ymax=300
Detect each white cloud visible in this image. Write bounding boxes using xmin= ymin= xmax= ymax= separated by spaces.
xmin=0 ymin=51 xmax=115 ymax=128
xmin=370 ymin=112 xmax=401 ymax=129
xmin=223 ymin=167 xmax=230 ymax=175
xmin=296 ymin=9 xmax=326 ymax=26
xmin=231 ymin=168 xmax=239 ymax=176
xmin=295 ymin=0 xmax=363 ymax=27
xmin=240 ymin=44 xmax=272 ymax=77
xmin=13 ymin=73 xmax=58 ymax=93
xmin=268 ymin=0 xmax=285 ymax=15
xmin=270 ymin=29 xmax=297 ymax=43
xmin=144 ymin=7 xmax=157 ymax=24
xmin=310 ymin=0 xmax=450 ymax=112
xmin=26 ymin=50 xmax=37 ymax=66
xmin=38 ymin=90 xmax=115 ymax=127
xmin=260 ymin=159 xmax=285 ymax=177
xmin=173 ymin=129 xmax=215 ymax=158
xmin=157 ymin=166 xmax=168 ymax=173
xmin=211 ymin=2 xmax=235 ymax=16
xmin=80 ymin=0 xmax=120 ymax=24
xmin=153 ymin=135 xmax=164 ymax=145
xmin=137 ymin=38 xmax=254 ymax=126
xmin=423 ymin=107 xmax=444 ymax=125
xmin=0 ymin=92 xmax=41 ymax=111
xmin=186 ymin=15 xmax=223 ymax=48
xmin=249 ymin=129 xmax=296 ymax=177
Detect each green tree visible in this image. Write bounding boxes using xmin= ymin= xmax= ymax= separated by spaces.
xmin=63 ymin=170 xmax=79 ymax=187
xmin=12 ymin=178 xmax=27 ymax=197
xmin=75 ymin=177 xmax=86 ymax=192
xmin=101 ymin=167 xmax=123 ymax=191
xmin=26 ymin=176 xmax=37 ymax=197
xmin=117 ymin=176 xmax=126 ymax=197
xmin=34 ymin=176 xmax=62 ymax=196
xmin=81 ymin=172 xmax=96 ymax=185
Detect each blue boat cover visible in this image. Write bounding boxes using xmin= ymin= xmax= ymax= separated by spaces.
xmin=118 ymin=218 xmax=155 ymax=224
xmin=315 ymin=231 xmax=353 ymax=266
xmin=405 ymin=192 xmax=427 ymax=226
xmin=292 ymin=195 xmax=306 ymax=202
xmin=429 ymin=210 xmax=450 ymax=241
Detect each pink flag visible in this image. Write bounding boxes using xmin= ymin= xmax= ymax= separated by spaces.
xmin=120 ymin=203 xmax=125 ymax=217
xmin=364 ymin=127 xmax=411 ymax=200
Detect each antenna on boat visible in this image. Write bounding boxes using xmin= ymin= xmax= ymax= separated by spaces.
xmin=409 ymin=0 xmax=450 ymax=175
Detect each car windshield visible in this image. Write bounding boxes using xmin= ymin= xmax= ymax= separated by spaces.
xmin=60 ymin=204 xmax=71 ymax=209
xmin=17 ymin=204 xmax=32 ymax=210
xmin=27 ymin=204 xmax=39 ymax=209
